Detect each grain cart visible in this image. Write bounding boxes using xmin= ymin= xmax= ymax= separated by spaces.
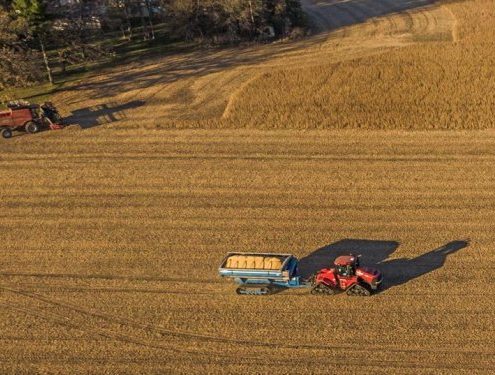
xmin=0 ymin=101 xmax=64 ymax=139
xmin=219 ymin=252 xmax=382 ymax=296
xmin=218 ymin=253 xmax=309 ymax=295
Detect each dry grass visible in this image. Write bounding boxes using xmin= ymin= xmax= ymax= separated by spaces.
xmin=1 ymin=129 xmax=495 ymax=373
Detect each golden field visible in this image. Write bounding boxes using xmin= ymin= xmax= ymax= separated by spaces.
xmin=2 ymin=0 xmax=495 ymax=373
xmin=228 ymin=0 xmax=495 ymax=129
xmin=50 ymin=0 xmax=495 ymax=130
xmin=1 ymin=129 xmax=495 ymax=373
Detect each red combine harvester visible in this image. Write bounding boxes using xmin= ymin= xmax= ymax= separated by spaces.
xmin=310 ymin=254 xmax=382 ymax=296
xmin=0 ymin=101 xmax=64 ymax=139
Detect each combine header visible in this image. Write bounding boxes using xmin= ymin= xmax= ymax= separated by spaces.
xmin=219 ymin=252 xmax=383 ymax=296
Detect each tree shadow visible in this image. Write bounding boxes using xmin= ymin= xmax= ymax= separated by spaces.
xmin=298 ymin=239 xmax=400 ymax=279
xmin=63 ymin=100 xmax=145 ymax=129
xmin=379 ymin=240 xmax=469 ymax=292
xmin=52 ymin=0 xmax=447 ymax=105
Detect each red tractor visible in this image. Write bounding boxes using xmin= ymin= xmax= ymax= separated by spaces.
xmin=310 ymin=254 xmax=383 ymax=296
xmin=0 ymin=101 xmax=63 ymax=139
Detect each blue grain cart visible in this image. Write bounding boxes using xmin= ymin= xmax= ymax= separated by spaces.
xmin=218 ymin=252 xmax=309 ymax=295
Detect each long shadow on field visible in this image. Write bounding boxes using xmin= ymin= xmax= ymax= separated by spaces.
xmin=378 ymin=240 xmax=469 ymax=292
xmin=63 ymin=100 xmax=145 ymax=129
xmin=54 ymin=0 xmax=449 ymax=103
xmin=298 ymin=239 xmax=399 ymax=279
xmin=299 ymin=239 xmax=469 ymax=292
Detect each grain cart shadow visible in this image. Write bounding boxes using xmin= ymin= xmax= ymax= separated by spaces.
xmin=378 ymin=240 xmax=469 ymax=292
xmin=63 ymin=100 xmax=145 ymax=129
xmin=298 ymin=239 xmax=400 ymax=279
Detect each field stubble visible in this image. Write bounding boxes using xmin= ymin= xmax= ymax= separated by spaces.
xmin=1 ymin=129 xmax=495 ymax=373
xmin=50 ymin=0 xmax=495 ymax=131
xmin=2 ymin=0 xmax=495 ymax=373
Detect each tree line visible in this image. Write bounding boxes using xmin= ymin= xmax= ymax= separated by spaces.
xmin=170 ymin=0 xmax=306 ymax=42
xmin=0 ymin=0 xmax=305 ymax=91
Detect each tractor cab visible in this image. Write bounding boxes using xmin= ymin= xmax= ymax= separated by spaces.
xmin=334 ymin=254 xmax=360 ymax=277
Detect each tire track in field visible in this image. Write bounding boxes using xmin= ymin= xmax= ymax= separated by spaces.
xmin=0 ymin=303 xmax=277 ymax=367
xmin=2 ymin=284 xmax=495 ymax=361
xmin=3 ymin=151 xmax=492 ymax=162
xmin=2 ymin=131 xmax=494 ymax=370
xmin=51 ymin=0 xmax=457 ymax=126
xmin=0 ymin=291 xmax=279 ymax=366
xmin=2 ymin=298 xmax=494 ymax=371
xmin=8 ymin=284 xmax=495 ymax=298
xmin=0 ymin=272 xmax=218 ymax=283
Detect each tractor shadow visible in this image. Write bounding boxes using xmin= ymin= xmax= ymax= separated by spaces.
xmin=378 ymin=240 xmax=469 ymax=292
xmin=298 ymin=239 xmax=469 ymax=293
xmin=298 ymin=239 xmax=400 ymax=279
xmin=63 ymin=100 xmax=145 ymax=129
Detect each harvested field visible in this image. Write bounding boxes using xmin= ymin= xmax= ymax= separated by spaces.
xmin=2 ymin=0 xmax=495 ymax=373
xmin=50 ymin=0 xmax=494 ymax=130
xmin=230 ymin=0 xmax=495 ymax=129
xmin=1 ymin=129 xmax=495 ymax=373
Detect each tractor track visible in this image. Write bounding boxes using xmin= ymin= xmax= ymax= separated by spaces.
xmin=0 ymin=305 xmax=282 ymax=368
xmin=2 ymin=286 xmax=495 ymax=370
xmin=5 ymin=283 xmax=495 ymax=298
xmin=0 ymin=291 xmax=279 ymax=366
xmin=3 ymin=151 xmax=494 ymax=163
xmin=1 ymin=130 xmax=495 ymax=371
xmin=50 ymin=0 xmax=458 ymax=125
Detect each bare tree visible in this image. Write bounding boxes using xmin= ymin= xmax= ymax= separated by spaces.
xmin=0 ymin=8 xmax=43 ymax=89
